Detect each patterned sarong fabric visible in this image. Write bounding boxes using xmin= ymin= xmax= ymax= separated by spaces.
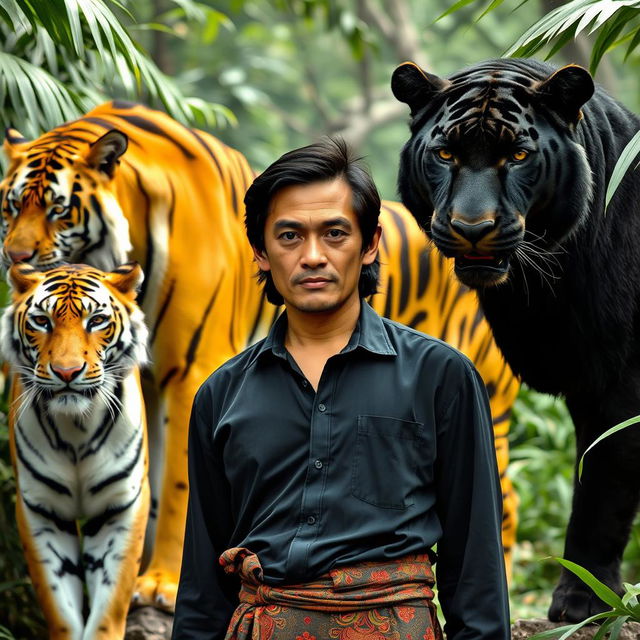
xmin=219 ymin=547 xmax=444 ymax=640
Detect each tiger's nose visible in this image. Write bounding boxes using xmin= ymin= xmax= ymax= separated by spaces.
xmin=7 ymin=249 xmax=36 ymax=263
xmin=450 ymin=218 xmax=495 ymax=243
xmin=51 ymin=364 xmax=84 ymax=382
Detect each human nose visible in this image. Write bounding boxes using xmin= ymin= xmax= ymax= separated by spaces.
xmin=301 ymin=235 xmax=327 ymax=268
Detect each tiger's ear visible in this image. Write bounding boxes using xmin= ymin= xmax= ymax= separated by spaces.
xmin=7 ymin=263 xmax=43 ymax=296
xmin=104 ymin=262 xmax=143 ymax=299
xmin=86 ymin=130 xmax=128 ymax=178
xmin=4 ymin=128 xmax=29 ymax=167
xmin=535 ymin=65 xmax=594 ymax=125
xmin=391 ymin=62 xmax=449 ymax=116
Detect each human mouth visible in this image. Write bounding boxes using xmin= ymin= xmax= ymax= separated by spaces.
xmin=299 ymin=277 xmax=331 ymax=289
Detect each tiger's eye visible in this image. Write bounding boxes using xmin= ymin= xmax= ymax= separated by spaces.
xmin=437 ymin=149 xmax=454 ymax=161
xmin=512 ymin=150 xmax=528 ymax=161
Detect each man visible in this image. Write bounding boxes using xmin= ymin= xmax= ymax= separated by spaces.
xmin=172 ymin=138 xmax=510 ymax=639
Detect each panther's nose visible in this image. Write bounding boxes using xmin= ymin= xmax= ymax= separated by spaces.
xmin=450 ymin=219 xmax=495 ymax=243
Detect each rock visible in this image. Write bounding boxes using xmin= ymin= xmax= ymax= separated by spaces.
xmin=125 ymin=607 xmax=173 ymax=640
xmin=511 ymin=618 xmax=640 ymax=639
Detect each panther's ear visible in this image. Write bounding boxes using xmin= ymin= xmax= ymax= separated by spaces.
xmin=535 ymin=65 xmax=594 ymax=125
xmin=7 ymin=263 xmax=43 ymax=296
xmin=391 ymin=62 xmax=449 ymax=116
xmin=86 ymin=130 xmax=128 ymax=178
xmin=105 ymin=262 xmax=143 ymax=299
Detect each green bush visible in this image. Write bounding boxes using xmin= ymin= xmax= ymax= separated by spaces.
xmin=508 ymin=387 xmax=640 ymax=620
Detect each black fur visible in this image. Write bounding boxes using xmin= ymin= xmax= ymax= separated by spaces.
xmin=392 ymin=58 xmax=640 ymax=622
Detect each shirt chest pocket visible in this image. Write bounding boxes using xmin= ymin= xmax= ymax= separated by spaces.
xmin=351 ymin=415 xmax=424 ymax=510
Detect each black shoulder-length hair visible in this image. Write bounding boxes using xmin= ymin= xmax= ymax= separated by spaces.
xmin=244 ymin=137 xmax=381 ymax=306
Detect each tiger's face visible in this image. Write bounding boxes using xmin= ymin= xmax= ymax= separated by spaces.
xmin=0 ymin=262 xmax=147 ymax=416
xmin=0 ymin=129 xmax=131 ymax=271
xmin=392 ymin=59 xmax=595 ymax=288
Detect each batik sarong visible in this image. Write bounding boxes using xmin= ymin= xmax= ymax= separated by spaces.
xmin=219 ymin=547 xmax=443 ymax=640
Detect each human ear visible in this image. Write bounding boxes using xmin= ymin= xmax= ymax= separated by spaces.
xmin=252 ymin=245 xmax=271 ymax=271
xmin=361 ymin=225 xmax=382 ymax=265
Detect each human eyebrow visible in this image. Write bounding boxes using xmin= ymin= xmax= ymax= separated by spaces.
xmin=321 ymin=217 xmax=352 ymax=230
xmin=273 ymin=220 xmax=304 ymax=231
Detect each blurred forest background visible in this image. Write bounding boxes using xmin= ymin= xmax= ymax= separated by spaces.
xmin=1 ymin=0 xmax=640 ymax=637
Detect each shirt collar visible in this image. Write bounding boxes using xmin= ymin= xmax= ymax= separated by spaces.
xmin=245 ymin=301 xmax=396 ymax=370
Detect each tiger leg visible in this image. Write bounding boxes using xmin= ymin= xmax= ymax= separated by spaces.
xmin=16 ymin=494 xmax=84 ymax=640
xmin=492 ymin=408 xmax=517 ymax=581
xmin=82 ymin=479 xmax=150 ymax=640
xmin=134 ymin=377 xmax=193 ymax=610
xmin=139 ymin=376 xmax=164 ymax=571
xmin=483 ymin=365 xmax=519 ymax=581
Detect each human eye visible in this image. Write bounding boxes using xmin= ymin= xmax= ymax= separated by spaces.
xmin=277 ymin=230 xmax=299 ymax=243
xmin=326 ymin=228 xmax=347 ymax=240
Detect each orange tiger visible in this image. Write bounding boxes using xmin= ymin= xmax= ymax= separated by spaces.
xmin=0 ymin=103 xmax=518 ymax=611
xmin=1 ymin=262 xmax=149 ymax=639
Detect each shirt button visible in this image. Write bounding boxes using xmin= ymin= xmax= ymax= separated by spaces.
xmin=307 ymin=515 xmax=316 ymax=525
xmin=301 ymin=379 xmax=308 ymax=387
xmin=318 ymin=403 xmax=326 ymax=412
xmin=314 ymin=459 xmax=323 ymax=469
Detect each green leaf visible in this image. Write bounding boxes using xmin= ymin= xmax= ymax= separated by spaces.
xmin=624 ymin=24 xmax=640 ymax=59
xmin=64 ymin=0 xmax=85 ymax=56
xmin=622 ymin=582 xmax=640 ymax=607
xmin=545 ymin=24 xmax=578 ymax=59
xmin=435 ymin=0 xmax=478 ymax=22
xmin=607 ymin=615 xmax=631 ymax=640
xmin=0 ymin=625 xmax=15 ymax=640
xmin=592 ymin=618 xmax=616 ymax=640
xmin=578 ymin=413 xmax=640 ymax=478
xmin=555 ymin=558 xmax=630 ymax=612
xmin=476 ymin=0 xmax=506 ymax=21
xmin=528 ymin=611 xmax=619 ymax=640
xmin=589 ymin=8 xmax=636 ymax=72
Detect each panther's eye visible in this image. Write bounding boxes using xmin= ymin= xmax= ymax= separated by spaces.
xmin=437 ymin=149 xmax=454 ymax=162
xmin=87 ymin=314 xmax=109 ymax=330
xmin=512 ymin=150 xmax=528 ymax=162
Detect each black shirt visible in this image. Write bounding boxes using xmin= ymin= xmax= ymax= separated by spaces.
xmin=172 ymin=301 xmax=510 ymax=639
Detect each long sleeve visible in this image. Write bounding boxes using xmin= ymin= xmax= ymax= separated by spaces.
xmin=434 ymin=359 xmax=510 ymax=640
xmin=172 ymin=386 xmax=239 ymax=640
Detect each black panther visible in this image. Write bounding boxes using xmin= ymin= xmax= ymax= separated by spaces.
xmin=391 ymin=58 xmax=640 ymax=622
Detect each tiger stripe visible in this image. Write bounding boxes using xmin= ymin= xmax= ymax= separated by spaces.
xmin=1 ymin=263 xmax=149 ymax=639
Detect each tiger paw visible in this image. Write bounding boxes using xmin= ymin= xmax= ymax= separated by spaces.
xmin=132 ymin=570 xmax=179 ymax=612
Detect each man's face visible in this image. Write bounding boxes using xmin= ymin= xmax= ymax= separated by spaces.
xmin=254 ymin=178 xmax=380 ymax=314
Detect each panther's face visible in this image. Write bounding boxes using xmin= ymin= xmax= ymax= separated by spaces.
xmin=0 ymin=129 xmax=132 ymax=272
xmin=0 ymin=262 xmax=147 ymax=417
xmin=392 ymin=60 xmax=595 ymax=288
